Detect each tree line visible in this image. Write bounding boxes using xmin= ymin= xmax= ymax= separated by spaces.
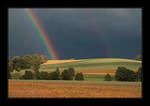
xmin=12 ymin=67 xmax=84 ymax=81
xmin=104 ymin=66 xmax=142 ymax=82
xmin=8 ymin=54 xmax=48 ymax=73
xmin=8 ymin=54 xmax=84 ymax=80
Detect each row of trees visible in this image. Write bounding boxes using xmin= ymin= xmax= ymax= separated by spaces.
xmin=8 ymin=54 xmax=48 ymax=78
xmin=104 ymin=66 xmax=142 ymax=82
xmin=19 ymin=67 xmax=84 ymax=81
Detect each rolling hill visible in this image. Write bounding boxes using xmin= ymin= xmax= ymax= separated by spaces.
xmin=40 ymin=58 xmax=142 ymax=74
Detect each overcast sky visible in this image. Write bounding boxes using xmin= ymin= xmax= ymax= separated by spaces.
xmin=8 ymin=8 xmax=142 ymax=60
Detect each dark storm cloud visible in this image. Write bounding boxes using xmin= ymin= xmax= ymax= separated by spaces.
xmin=9 ymin=8 xmax=142 ymax=59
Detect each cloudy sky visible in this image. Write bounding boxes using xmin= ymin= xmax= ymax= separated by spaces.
xmin=9 ymin=8 xmax=142 ymax=60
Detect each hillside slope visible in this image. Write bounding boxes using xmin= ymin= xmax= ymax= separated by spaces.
xmin=40 ymin=58 xmax=142 ymax=72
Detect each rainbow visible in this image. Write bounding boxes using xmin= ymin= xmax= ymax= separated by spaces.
xmin=23 ymin=8 xmax=58 ymax=60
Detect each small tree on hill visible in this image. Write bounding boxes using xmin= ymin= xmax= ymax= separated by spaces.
xmin=104 ymin=73 xmax=112 ymax=81
xmin=75 ymin=72 xmax=84 ymax=81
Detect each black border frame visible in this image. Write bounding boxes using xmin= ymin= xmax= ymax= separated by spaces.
xmin=1 ymin=0 xmax=146 ymax=105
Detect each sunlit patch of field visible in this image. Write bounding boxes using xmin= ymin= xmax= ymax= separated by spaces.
xmin=42 ymin=60 xmax=81 ymax=65
xmin=8 ymin=80 xmax=142 ymax=98
xmin=40 ymin=58 xmax=141 ymax=72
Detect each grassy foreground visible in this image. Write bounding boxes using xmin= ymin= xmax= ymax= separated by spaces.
xmin=8 ymin=80 xmax=142 ymax=98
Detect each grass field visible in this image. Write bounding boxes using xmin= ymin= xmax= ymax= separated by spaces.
xmin=39 ymin=58 xmax=141 ymax=75
xmin=8 ymin=80 xmax=142 ymax=98
xmin=11 ymin=58 xmax=142 ymax=80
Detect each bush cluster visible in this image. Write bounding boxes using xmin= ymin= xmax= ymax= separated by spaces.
xmin=75 ymin=72 xmax=84 ymax=81
xmin=115 ymin=67 xmax=142 ymax=82
xmin=18 ymin=67 xmax=84 ymax=81
xmin=104 ymin=74 xmax=112 ymax=81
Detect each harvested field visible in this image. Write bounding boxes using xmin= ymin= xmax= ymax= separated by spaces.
xmin=8 ymin=80 xmax=142 ymax=98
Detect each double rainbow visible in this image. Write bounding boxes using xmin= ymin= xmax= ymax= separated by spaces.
xmin=24 ymin=8 xmax=58 ymax=60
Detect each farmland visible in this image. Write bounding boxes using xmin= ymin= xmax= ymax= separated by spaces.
xmin=9 ymin=58 xmax=142 ymax=98
xmin=8 ymin=80 xmax=142 ymax=98
xmin=39 ymin=58 xmax=141 ymax=75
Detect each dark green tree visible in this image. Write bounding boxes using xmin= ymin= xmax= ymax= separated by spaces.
xmin=115 ymin=67 xmax=137 ymax=81
xmin=49 ymin=71 xmax=60 ymax=80
xmin=22 ymin=55 xmax=32 ymax=69
xmin=68 ymin=67 xmax=75 ymax=77
xmin=22 ymin=71 xmax=33 ymax=79
xmin=36 ymin=71 xmax=49 ymax=80
xmin=137 ymin=67 xmax=142 ymax=81
xmin=104 ymin=73 xmax=112 ymax=81
xmin=61 ymin=69 xmax=73 ymax=80
xmin=30 ymin=54 xmax=41 ymax=74
xmin=12 ymin=56 xmax=22 ymax=72
xmin=75 ymin=72 xmax=84 ymax=81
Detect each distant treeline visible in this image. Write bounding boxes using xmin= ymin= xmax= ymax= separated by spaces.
xmin=104 ymin=66 xmax=142 ymax=82
xmin=10 ymin=67 xmax=84 ymax=81
xmin=9 ymin=54 xmax=142 ymax=82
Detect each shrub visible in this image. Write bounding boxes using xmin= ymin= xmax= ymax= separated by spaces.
xmin=37 ymin=71 xmax=49 ymax=80
xmin=68 ymin=67 xmax=75 ymax=77
xmin=137 ymin=67 xmax=142 ymax=81
xmin=11 ymin=73 xmax=22 ymax=79
xmin=104 ymin=74 xmax=112 ymax=81
xmin=61 ymin=69 xmax=73 ymax=80
xmin=75 ymin=72 xmax=84 ymax=81
xmin=49 ymin=71 xmax=60 ymax=80
xmin=115 ymin=67 xmax=137 ymax=81
xmin=22 ymin=71 xmax=33 ymax=79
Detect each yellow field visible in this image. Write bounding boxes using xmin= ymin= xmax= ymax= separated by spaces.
xmin=42 ymin=60 xmax=81 ymax=65
xmin=8 ymin=80 xmax=142 ymax=98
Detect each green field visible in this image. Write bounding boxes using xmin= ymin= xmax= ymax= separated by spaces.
xmin=11 ymin=58 xmax=142 ymax=81
xmin=40 ymin=58 xmax=141 ymax=71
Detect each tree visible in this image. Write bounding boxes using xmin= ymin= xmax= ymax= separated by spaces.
xmin=115 ymin=67 xmax=137 ymax=81
xmin=39 ymin=55 xmax=48 ymax=64
xmin=22 ymin=71 xmax=33 ymax=79
xmin=68 ymin=67 xmax=75 ymax=77
xmin=22 ymin=55 xmax=32 ymax=69
xmin=104 ymin=74 xmax=112 ymax=81
xmin=61 ymin=69 xmax=73 ymax=80
xmin=30 ymin=54 xmax=41 ymax=74
xmin=49 ymin=71 xmax=60 ymax=80
xmin=75 ymin=72 xmax=84 ymax=81
xmin=137 ymin=67 xmax=142 ymax=81
xmin=136 ymin=55 xmax=142 ymax=61
xmin=36 ymin=71 xmax=49 ymax=80
xmin=12 ymin=56 xmax=22 ymax=72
